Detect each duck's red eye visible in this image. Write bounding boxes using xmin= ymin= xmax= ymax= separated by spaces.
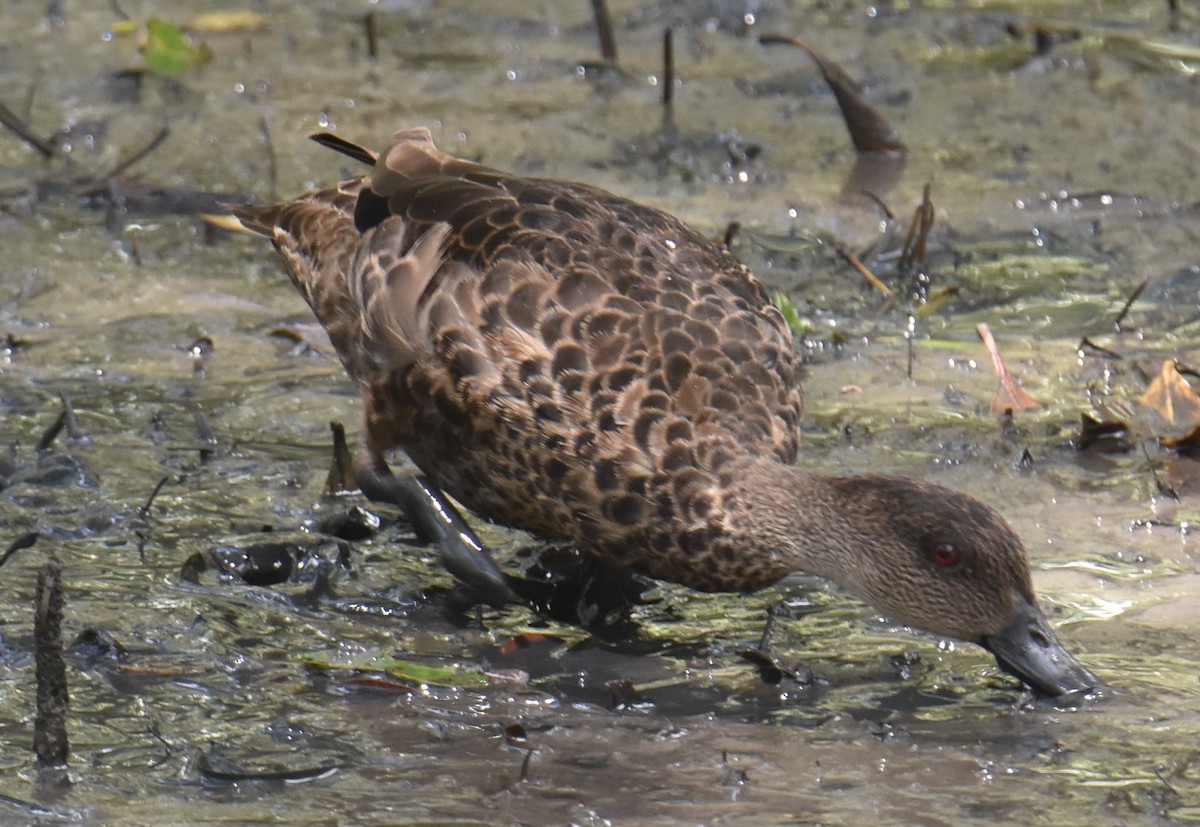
xmin=931 ymin=543 xmax=961 ymax=567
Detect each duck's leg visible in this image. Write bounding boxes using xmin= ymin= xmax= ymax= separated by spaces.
xmin=355 ymin=459 xmax=519 ymax=609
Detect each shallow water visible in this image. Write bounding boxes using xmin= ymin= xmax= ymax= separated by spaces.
xmin=1 ymin=0 xmax=1198 ymax=824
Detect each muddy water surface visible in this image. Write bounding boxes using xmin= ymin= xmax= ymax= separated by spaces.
xmin=1 ymin=1 xmax=1199 ymax=824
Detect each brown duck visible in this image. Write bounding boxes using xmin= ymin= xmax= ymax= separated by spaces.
xmin=234 ymin=127 xmax=1096 ymax=697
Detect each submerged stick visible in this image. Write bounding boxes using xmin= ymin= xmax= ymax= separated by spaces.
xmin=102 ymin=125 xmax=170 ymax=180
xmin=0 ymin=100 xmax=56 ymax=158
xmin=34 ymin=559 xmax=69 ymax=767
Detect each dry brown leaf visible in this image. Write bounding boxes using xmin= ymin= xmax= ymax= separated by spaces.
xmin=1140 ymin=359 xmax=1200 ymax=429
xmin=759 ymin=34 xmax=906 ymax=154
xmin=977 ymin=323 xmax=1041 ymax=417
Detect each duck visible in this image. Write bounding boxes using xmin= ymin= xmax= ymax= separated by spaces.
xmin=231 ymin=126 xmax=1097 ymax=698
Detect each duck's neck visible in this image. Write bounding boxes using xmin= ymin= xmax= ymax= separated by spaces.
xmin=724 ymin=457 xmax=869 ymax=594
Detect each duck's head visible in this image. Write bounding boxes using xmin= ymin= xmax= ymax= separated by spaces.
xmin=826 ymin=475 xmax=1098 ymax=698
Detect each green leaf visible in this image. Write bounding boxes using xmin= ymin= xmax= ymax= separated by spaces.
xmin=142 ymin=18 xmax=209 ymax=76
xmin=772 ymin=291 xmax=811 ymax=336
xmin=302 ymin=650 xmax=489 ymax=689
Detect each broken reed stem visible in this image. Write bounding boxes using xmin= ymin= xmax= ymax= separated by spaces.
xmin=590 ymin=0 xmax=618 ymax=64
xmin=57 ymin=393 xmax=80 ymax=439
xmin=364 ymin=11 xmax=379 ymax=60
xmin=34 ymin=559 xmax=69 ymax=767
xmin=834 ymin=242 xmax=893 ymax=296
xmin=325 ymin=421 xmax=356 ymax=495
xmin=35 ymin=410 xmax=66 ymax=453
xmin=899 ymin=183 xmax=934 ymax=275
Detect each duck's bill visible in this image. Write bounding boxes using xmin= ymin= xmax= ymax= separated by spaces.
xmin=981 ymin=594 xmax=1099 ymax=698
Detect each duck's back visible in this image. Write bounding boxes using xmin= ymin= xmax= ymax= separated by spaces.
xmin=248 ymin=128 xmax=802 ymax=590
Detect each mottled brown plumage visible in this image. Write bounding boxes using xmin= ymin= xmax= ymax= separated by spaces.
xmin=236 ymin=127 xmax=1096 ymax=696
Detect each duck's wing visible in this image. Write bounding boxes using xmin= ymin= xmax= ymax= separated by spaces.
xmin=361 ymin=127 xmax=800 ymax=451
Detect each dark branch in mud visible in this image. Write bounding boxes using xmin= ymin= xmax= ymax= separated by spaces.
xmin=590 ymin=0 xmax=618 ymax=65
xmin=34 ymin=559 xmax=70 ymax=767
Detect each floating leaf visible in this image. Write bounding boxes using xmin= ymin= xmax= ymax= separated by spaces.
xmin=142 ymin=18 xmax=211 ymax=76
xmin=303 ymin=650 xmax=489 ymax=689
xmin=498 ymin=631 xmax=548 ymax=656
xmin=1140 ymin=359 xmax=1200 ymax=429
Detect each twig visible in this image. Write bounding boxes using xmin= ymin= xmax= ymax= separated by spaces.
xmin=139 ymin=476 xmax=170 ymax=517
xmin=906 ymin=315 xmax=916 ymax=379
xmin=1113 ymin=277 xmax=1147 ymax=332
xmin=102 ymin=126 xmax=170 ymax=179
xmin=834 ymin=241 xmax=893 ymax=295
xmin=0 ymin=100 xmax=56 ymax=159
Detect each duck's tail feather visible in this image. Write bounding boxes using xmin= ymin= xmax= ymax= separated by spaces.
xmin=309 ymin=132 xmax=379 ymax=166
